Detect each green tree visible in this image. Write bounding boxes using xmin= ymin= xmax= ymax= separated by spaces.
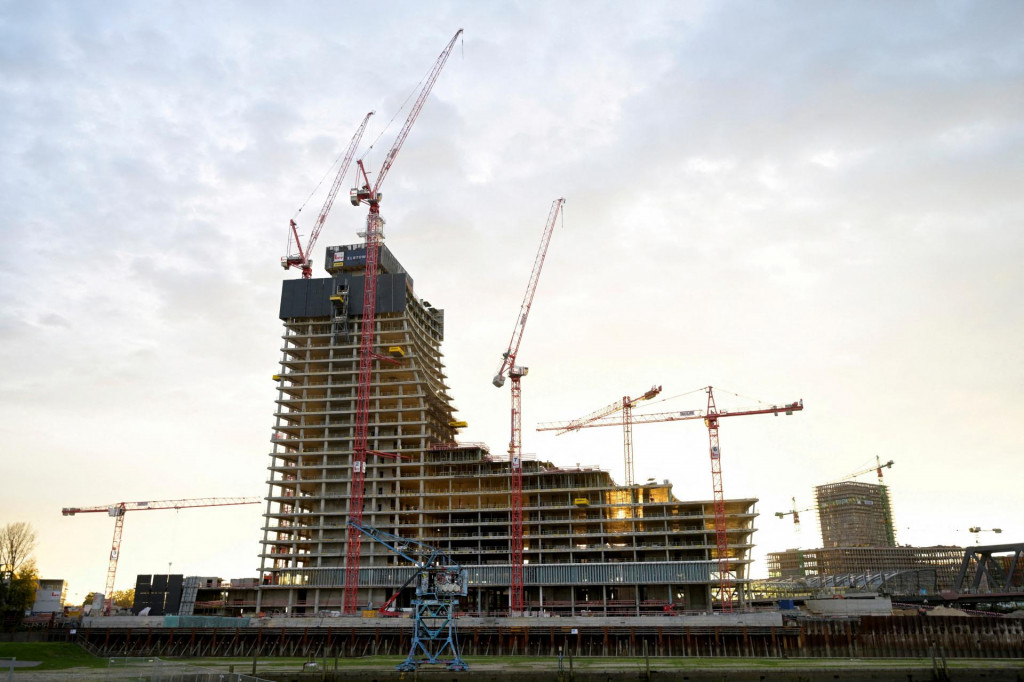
xmin=0 ymin=560 xmax=39 ymax=621
xmin=0 ymin=522 xmax=39 ymax=627
xmin=112 ymin=588 xmax=135 ymax=608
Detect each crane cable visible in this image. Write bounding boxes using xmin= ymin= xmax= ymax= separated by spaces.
xmin=360 ymin=31 xmax=465 ymax=170
xmin=644 ymin=386 xmax=778 ymax=411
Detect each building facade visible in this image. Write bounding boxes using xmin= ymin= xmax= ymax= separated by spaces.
xmin=256 ymin=244 xmax=758 ymax=615
xmin=32 ymin=579 xmax=66 ymax=614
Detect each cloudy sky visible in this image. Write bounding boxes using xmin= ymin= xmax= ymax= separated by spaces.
xmin=2 ymin=1 xmax=1021 ymax=605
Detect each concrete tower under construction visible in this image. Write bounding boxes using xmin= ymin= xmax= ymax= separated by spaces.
xmin=257 ymin=243 xmax=759 ymax=615
xmin=815 ymin=480 xmax=895 ymax=548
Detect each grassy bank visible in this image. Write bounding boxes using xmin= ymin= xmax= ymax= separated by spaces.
xmin=0 ymin=642 xmax=106 ymax=670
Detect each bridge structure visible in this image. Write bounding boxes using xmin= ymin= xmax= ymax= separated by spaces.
xmin=949 ymin=541 xmax=1024 ymax=602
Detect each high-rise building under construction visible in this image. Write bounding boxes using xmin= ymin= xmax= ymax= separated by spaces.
xmin=815 ymin=480 xmax=895 ymax=548
xmin=256 ymin=244 xmax=758 ymax=615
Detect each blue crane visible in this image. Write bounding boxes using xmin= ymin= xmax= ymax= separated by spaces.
xmin=347 ymin=520 xmax=469 ymax=671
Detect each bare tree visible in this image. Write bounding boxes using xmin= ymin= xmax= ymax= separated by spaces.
xmin=0 ymin=522 xmax=37 ymax=575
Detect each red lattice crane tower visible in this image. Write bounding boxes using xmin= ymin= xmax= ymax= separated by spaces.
xmin=342 ymin=29 xmax=463 ymax=615
xmin=61 ymin=497 xmax=261 ymax=615
xmin=282 ymin=111 xmax=374 ymax=278
xmin=538 ymin=386 xmax=802 ymax=611
xmin=542 ymin=385 xmax=662 ymax=491
xmin=493 ymin=197 xmax=565 ymax=615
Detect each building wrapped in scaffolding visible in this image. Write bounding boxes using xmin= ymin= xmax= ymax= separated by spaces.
xmin=255 ymin=243 xmax=758 ymax=616
xmin=815 ymin=480 xmax=895 ymax=548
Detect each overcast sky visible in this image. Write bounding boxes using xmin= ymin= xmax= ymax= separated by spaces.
xmin=2 ymin=1 xmax=1021 ymax=605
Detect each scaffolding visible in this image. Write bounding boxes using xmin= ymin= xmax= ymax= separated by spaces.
xmin=815 ymin=480 xmax=895 ymax=548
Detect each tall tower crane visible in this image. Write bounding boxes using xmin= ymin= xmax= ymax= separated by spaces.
xmin=543 ymin=385 xmax=661 ymax=491
xmin=282 ymin=111 xmax=374 ymax=278
xmin=62 ymin=497 xmax=261 ymax=615
xmin=492 ymin=197 xmax=565 ymax=616
xmin=538 ymin=386 xmax=802 ymax=611
xmin=342 ymin=29 xmax=463 ymax=615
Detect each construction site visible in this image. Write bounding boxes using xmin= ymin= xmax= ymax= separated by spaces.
xmin=37 ymin=29 xmax=1022 ymax=674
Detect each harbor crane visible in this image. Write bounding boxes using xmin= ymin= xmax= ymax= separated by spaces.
xmin=539 ymin=386 xmax=802 ymax=611
xmin=62 ymin=497 xmax=261 ymax=615
xmin=348 ymin=520 xmax=468 ymax=671
xmin=282 ymin=112 xmax=374 ymax=278
xmin=492 ymin=197 xmax=565 ymax=616
xmin=343 ymin=29 xmax=463 ymax=615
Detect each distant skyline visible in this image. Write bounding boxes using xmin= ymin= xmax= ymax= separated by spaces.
xmin=1 ymin=1 xmax=1021 ymax=605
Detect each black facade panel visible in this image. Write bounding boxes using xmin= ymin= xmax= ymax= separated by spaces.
xmin=342 ymin=273 xmax=408 ymax=315
xmin=135 ymin=574 xmax=151 ymax=589
xmin=166 ymin=577 xmax=183 ymax=614
xmin=279 ymin=279 xmax=306 ymax=318
xmin=280 ymin=274 xmax=407 ymax=320
xmin=131 ymin=586 xmax=149 ymax=613
xmin=151 ymin=574 xmax=167 ymax=592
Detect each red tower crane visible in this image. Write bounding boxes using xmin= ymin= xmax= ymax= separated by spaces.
xmin=538 ymin=386 xmax=802 ymax=611
xmin=62 ymin=497 xmax=261 ymax=615
xmin=543 ymin=385 xmax=662 ymax=490
xmin=342 ymin=29 xmax=463 ymax=615
xmin=282 ymin=111 xmax=374 ymax=278
xmin=492 ymin=197 xmax=565 ymax=616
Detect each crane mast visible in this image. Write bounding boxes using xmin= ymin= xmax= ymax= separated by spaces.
xmin=62 ymin=497 xmax=261 ymax=615
xmin=492 ymin=197 xmax=564 ymax=616
xmin=538 ymin=387 xmax=803 ymax=611
xmin=343 ymin=30 xmax=463 ymax=616
xmin=283 ymin=111 xmax=374 ymax=278
xmin=551 ymin=385 xmax=661 ymax=490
